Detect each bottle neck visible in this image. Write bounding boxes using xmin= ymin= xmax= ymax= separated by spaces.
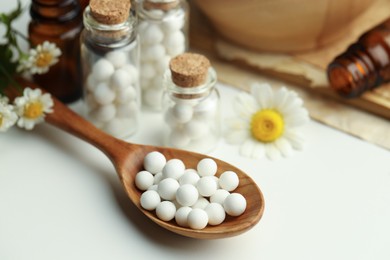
xmin=31 ymin=0 xmax=81 ymax=22
xmin=166 ymin=68 xmax=217 ymax=100
xmin=83 ymin=6 xmax=137 ymax=47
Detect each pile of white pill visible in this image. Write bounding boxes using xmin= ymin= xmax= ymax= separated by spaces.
xmin=164 ymin=94 xmax=220 ymax=153
xmin=84 ymin=50 xmax=140 ymax=137
xmin=135 ymin=151 xmax=247 ymax=229
xmin=138 ymin=10 xmax=186 ymax=109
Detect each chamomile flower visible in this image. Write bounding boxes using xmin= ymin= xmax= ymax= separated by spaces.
xmin=0 ymin=96 xmax=18 ymax=132
xmin=20 ymin=41 xmax=61 ymax=75
xmin=14 ymin=88 xmax=53 ymax=130
xmin=226 ymin=83 xmax=309 ymax=160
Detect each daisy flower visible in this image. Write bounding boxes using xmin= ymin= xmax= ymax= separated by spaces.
xmin=14 ymin=88 xmax=54 ymax=130
xmin=0 ymin=96 xmax=18 ymax=132
xmin=226 ymin=83 xmax=309 ymax=160
xmin=19 ymin=41 xmax=61 ymax=75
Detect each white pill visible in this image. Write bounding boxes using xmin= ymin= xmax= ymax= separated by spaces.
xmin=92 ymin=58 xmax=115 ymax=81
xmin=166 ymin=43 xmax=186 ymax=57
xmin=104 ymin=118 xmax=125 ymax=137
xmin=116 ymin=101 xmax=138 ymax=118
xmin=153 ymin=172 xmax=163 ymax=184
xmin=196 ymin=176 xmax=218 ymax=197
xmin=176 ymin=184 xmax=199 ymax=207
xmin=115 ymin=86 xmax=137 ymax=104
xmin=162 ymin=159 xmax=185 ymax=180
xmin=192 ymin=197 xmax=210 ymax=209
xmin=106 ymin=51 xmax=128 ymax=68
xmin=219 ymin=171 xmax=239 ymax=192
xmin=135 ymin=170 xmax=154 ymax=191
xmin=194 ymin=98 xmax=218 ymax=121
xmin=111 ymin=69 xmax=132 ymax=90
xmin=141 ymin=24 xmax=164 ymax=45
xmin=172 ymin=103 xmax=193 ymax=123
xmin=147 ymin=184 xmax=158 ymax=191
xmin=91 ymin=104 xmax=116 ymax=122
xmin=163 ymin=30 xmax=185 ymax=49
xmin=183 ymin=120 xmax=210 ymax=139
xmin=164 ymin=108 xmax=179 ymax=126
xmin=156 ymin=201 xmax=176 ymax=221
xmin=86 ymin=74 xmax=98 ymax=92
xmin=162 ymin=17 xmax=184 ymax=32
xmin=187 ymin=208 xmax=208 ymax=230
xmin=157 ymin=178 xmax=179 ymax=200
xmin=144 ymin=87 xmax=163 ymax=108
xmin=140 ymin=63 xmax=156 ymax=80
xmin=121 ymin=64 xmax=138 ymax=84
xmin=205 ymin=203 xmax=226 ymax=226
xmin=155 ymin=55 xmax=171 ymax=74
xmin=169 ymin=127 xmax=191 ymax=148
xmin=143 ymin=151 xmax=166 ymax=174
xmin=210 ymin=189 xmax=230 ymax=205
xmin=223 ymin=193 xmax=247 ymax=216
xmin=94 ymin=82 xmax=115 ymax=105
xmin=179 ymin=169 xmax=200 ymax=185
xmin=145 ymin=9 xmax=164 ymax=19
xmin=140 ymin=190 xmax=161 ymax=210
xmin=175 ymin=206 xmax=192 ymax=227
xmin=142 ymin=44 xmax=166 ymax=61
xmin=197 ymin=158 xmax=217 ymax=177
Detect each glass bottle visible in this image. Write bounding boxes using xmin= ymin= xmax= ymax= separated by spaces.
xmin=327 ymin=18 xmax=390 ymax=98
xmin=136 ymin=0 xmax=189 ymax=110
xmin=80 ymin=0 xmax=140 ymax=139
xmin=29 ymin=0 xmax=83 ymax=103
xmin=163 ymin=53 xmax=220 ymax=153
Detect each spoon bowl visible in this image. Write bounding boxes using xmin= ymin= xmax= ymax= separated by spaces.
xmin=21 ymin=84 xmax=265 ymax=239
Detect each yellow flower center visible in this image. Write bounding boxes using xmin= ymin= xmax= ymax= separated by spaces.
xmin=35 ymin=51 xmax=53 ymax=67
xmin=250 ymin=109 xmax=284 ymax=142
xmin=24 ymin=101 xmax=44 ymax=119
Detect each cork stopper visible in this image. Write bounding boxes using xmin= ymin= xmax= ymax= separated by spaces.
xmin=144 ymin=0 xmax=179 ymax=11
xmin=90 ymin=0 xmax=131 ymax=25
xmin=169 ymin=53 xmax=211 ymax=87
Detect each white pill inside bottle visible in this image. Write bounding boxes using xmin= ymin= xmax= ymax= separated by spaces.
xmin=92 ymin=58 xmax=115 ymax=82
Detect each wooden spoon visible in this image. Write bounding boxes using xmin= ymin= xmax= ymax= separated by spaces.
xmin=24 ymin=88 xmax=265 ymax=239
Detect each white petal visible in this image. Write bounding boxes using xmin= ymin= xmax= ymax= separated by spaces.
xmin=251 ymin=82 xmax=274 ymax=109
xmin=225 ymin=117 xmax=249 ymax=131
xmin=284 ymin=130 xmax=305 ymax=150
xmin=225 ymin=130 xmax=249 ymax=144
xmin=252 ymin=142 xmax=266 ymax=159
xmin=240 ymin=139 xmax=256 ymax=158
xmin=234 ymin=92 xmax=257 ymax=117
xmin=265 ymin=143 xmax=282 ymax=160
xmin=274 ymin=137 xmax=293 ymax=157
xmin=273 ymin=87 xmax=289 ymax=110
xmin=284 ymin=108 xmax=310 ymax=127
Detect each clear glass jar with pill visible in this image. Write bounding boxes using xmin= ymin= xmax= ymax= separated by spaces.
xmin=136 ymin=0 xmax=189 ymax=110
xmin=162 ymin=66 xmax=220 ymax=153
xmin=80 ymin=1 xmax=140 ymax=139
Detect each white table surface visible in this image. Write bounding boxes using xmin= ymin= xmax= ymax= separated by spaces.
xmin=1 ymin=1 xmax=390 ymax=260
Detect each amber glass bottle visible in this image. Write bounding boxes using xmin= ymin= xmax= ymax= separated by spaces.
xmin=29 ymin=0 xmax=83 ymax=103
xmin=327 ymin=18 xmax=390 ymax=98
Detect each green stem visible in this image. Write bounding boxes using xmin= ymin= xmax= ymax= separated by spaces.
xmin=0 ymin=63 xmax=23 ymax=94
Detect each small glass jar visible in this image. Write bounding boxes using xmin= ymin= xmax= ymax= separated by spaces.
xmin=80 ymin=1 xmax=140 ymax=139
xmin=162 ymin=55 xmax=220 ymax=153
xmin=136 ymin=0 xmax=189 ymax=110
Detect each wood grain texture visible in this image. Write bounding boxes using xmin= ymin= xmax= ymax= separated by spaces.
xmin=15 ymin=80 xmax=265 ymax=239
